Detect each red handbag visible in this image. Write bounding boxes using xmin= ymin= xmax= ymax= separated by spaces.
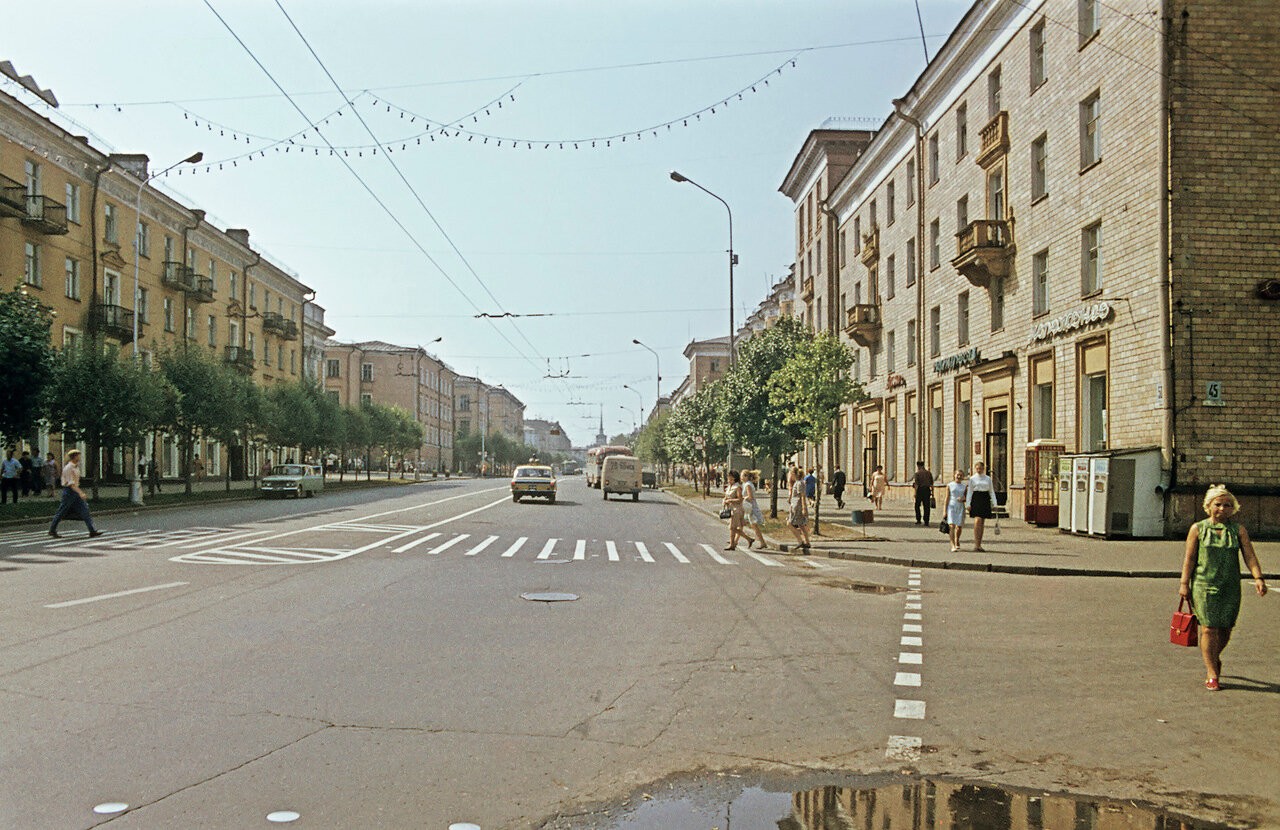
xmin=1170 ymin=597 xmax=1198 ymax=647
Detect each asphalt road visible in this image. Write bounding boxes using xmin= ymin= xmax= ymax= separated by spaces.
xmin=1 ymin=477 xmax=1276 ymax=829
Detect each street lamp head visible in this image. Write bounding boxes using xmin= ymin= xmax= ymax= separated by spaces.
xmin=669 ymin=171 xmax=688 ymax=183
xmin=184 ymin=152 xmax=204 ymax=164
xmin=631 ymin=338 xmax=641 ymax=345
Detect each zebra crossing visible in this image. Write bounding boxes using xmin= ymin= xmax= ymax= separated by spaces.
xmin=1 ymin=521 xmax=793 ymax=569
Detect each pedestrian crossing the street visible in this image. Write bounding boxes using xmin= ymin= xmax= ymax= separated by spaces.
xmin=2 ymin=522 xmax=792 ymax=570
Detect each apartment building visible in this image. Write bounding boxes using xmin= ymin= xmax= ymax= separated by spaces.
xmin=782 ymin=0 xmax=1280 ymax=535
xmin=322 ymin=340 xmax=456 ymax=471
xmin=452 ymin=375 xmax=525 ymax=444
xmin=0 ymin=86 xmax=320 ymax=481
xmin=523 ymin=419 xmax=572 ymax=454
xmin=668 ymin=335 xmax=732 ymax=407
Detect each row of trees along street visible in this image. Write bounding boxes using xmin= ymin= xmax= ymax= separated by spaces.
xmin=631 ymin=317 xmax=864 ymax=531
xmin=0 ymin=285 xmax=424 ymax=499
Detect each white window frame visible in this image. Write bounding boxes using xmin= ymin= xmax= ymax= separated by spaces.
xmin=1080 ymin=91 xmax=1102 ymax=169
xmin=1081 ymin=222 xmax=1102 ymax=295
xmin=1031 ymin=134 xmax=1049 ymax=201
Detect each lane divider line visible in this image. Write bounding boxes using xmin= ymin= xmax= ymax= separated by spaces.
xmin=392 ymin=532 xmax=441 ymax=554
xmin=45 ymin=582 xmax=190 ymax=609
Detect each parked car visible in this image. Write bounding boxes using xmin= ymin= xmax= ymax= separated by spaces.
xmin=511 ymin=465 xmax=557 ymax=503
xmin=601 ymin=455 xmax=642 ymax=501
xmin=261 ymin=464 xmax=324 ymax=498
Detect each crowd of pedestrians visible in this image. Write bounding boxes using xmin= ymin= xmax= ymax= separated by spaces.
xmin=1 ymin=447 xmax=60 ymax=503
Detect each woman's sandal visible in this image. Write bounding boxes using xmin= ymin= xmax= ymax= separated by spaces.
xmin=1205 ymin=678 xmax=1220 ymax=691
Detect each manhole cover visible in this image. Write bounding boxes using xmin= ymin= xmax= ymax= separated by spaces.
xmin=521 ymin=591 xmax=579 ymax=602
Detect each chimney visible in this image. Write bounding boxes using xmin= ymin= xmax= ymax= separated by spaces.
xmin=226 ymin=228 xmax=250 ymax=247
xmin=108 ymin=153 xmax=150 ymax=180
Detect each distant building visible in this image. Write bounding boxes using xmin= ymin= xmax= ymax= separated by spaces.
xmin=669 ymin=335 xmax=732 ymax=407
xmin=453 ymin=376 xmax=525 ymax=443
xmin=524 ymin=419 xmax=572 ymax=454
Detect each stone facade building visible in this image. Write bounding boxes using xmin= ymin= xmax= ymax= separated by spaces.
xmin=781 ymin=0 xmax=1280 ymax=535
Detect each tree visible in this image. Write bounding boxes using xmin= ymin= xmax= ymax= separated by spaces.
xmin=210 ymin=372 xmax=265 ymax=490
xmin=721 ymin=317 xmax=811 ymax=517
xmin=767 ymin=330 xmax=864 ymax=533
xmin=663 ymin=381 xmax=728 ymax=496
xmin=633 ymin=410 xmax=672 ymax=484
xmin=340 ymin=405 xmax=371 ymax=481
xmin=263 ymin=380 xmax=322 ymax=462
xmin=45 ymin=339 xmax=166 ymax=499
xmin=0 ymin=285 xmax=54 ymax=443
xmin=157 ymin=348 xmax=238 ymax=494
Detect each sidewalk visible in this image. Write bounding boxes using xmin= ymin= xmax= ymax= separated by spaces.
xmin=671 ymin=488 xmax=1280 ymax=579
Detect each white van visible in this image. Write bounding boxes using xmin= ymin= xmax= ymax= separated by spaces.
xmin=601 ymin=455 xmax=642 ymax=501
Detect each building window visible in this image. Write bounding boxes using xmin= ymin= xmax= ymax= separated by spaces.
xmin=65 ymin=183 xmax=81 ymax=224
xmin=885 ymin=401 xmax=898 ymax=481
xmin=958 ymin=291 xmax=970 ymax=346
xmin=929 ymin=306 xmax=941 ymax=358
xmin=1033 ymin=250 xmax=1050 ymax=315
xmin=987 ymin=66 xmax=1002 ymax=118
xmin=230 ymin=320 xmax=240 ymax=348
xmin=103 ymin=271 xmax=120 ymax=306
xmin=248 ymin=332 xmax=257 ymax=359
xmin=24 ymin=242 xmax=41 ymax=287
xmin=1079 ymin=339 xmax=1107 ymax=450
xmin=185 ymin=307 xmax=195 ymax=340
xmin=290 ymin=350 xmax=296 ymax=374
xmin=869 ymin=342 xmax=879 ymax=377
xmin=886 ymin=181 xmax=895 ymax=225
xmin=137 ymin=221 xmax=151 ymax=258
xmin=853 ymin=217 xmax=862 ymax=255
xmin=906 ymin=158 xmax=916 ymax=205
xmin=987 ymin=170 xmax=1005 ymax=219
xmin=326 ymin=359 xmax=341 ymax=378
xmin=886 ymin=254 xmax=896 ymax=300
xmin=207 ymin=315 xmax=217 ymax=347
xmin=361 ymin=393 xmax=373 ymax=407
xmin=838 ymin=230 xmax=846 ymax=268
xmin=929 ymin=219 xmax=941 ymax=269
xmin=906 ymin=241 xmax=916 ymax=287
xmin=869 ymin=199 xmax=877 ymax=229
xmin=1080 ymin=91 xmax=1102 ymax=169
xmin=929 ymin=387 xmax=943 ymax=476
xmin=955 ymin=102 xmax=968 ymax=160
xmin=853 ymin=350 xmax=862 ymax=382
xmin=990 ymin=277 xmax=1006 ymax=331
xmin=956 ymin=379 xmax=972 ymax=472
xmin=64 ymin=257 xmax=80 ymax=299
xmin=1031 ymin=134 xmax=1049 ymax=201
xmin=1030 ymin=19 xmax=1047 ymax=90
xmin=1031 ymin=354 xmax=1055 ymax=439
xmin=361 ymin=363 xmax=374 ymax=382
xmin=1079 ymin=0 xmax=1100 ymax=45
xmin=138 ymin=287 xmax=149 ymax=323
xmin=278 ymin=345 xmax=284 ymax=369
xmin=248 ymin=283 xmax=257 ymax=309
xmin=1081 ymin=222 xmax=1102 ymax=295
xmin=229 ymin=271 xmax=240 ymax=300
xmin=163 ymin=297 xmax=175 ymax=332
xmin=956 ymin=195 xmax=969 ymax=233
xmin=887 ymin=330 xmax=896 ymax=372
xmin=928 ymin=134 xmax=940 ymax=184
xmin=906 ymin=320 xmax=917 ymax=367
xmin=103 ymin=203 xmax=118 ymax=244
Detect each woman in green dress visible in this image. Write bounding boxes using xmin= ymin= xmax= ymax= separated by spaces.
xmin=1179 ymin=485 xmax=1268 ymax=691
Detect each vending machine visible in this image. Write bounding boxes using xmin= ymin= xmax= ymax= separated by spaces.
xmin=1087 ymin=456 xmax=1110 ymax=536
xmin=1057 ymin=457 xmax=1073 ymax=533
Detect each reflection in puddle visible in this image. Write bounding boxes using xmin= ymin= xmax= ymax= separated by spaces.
xmin=589 ymin=777 xmax=1228 ymax=830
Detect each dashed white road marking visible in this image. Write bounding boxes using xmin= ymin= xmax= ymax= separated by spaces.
xmin=664 ymin=543 xmax=690 ymax=564
xmin=904 ymin=612 xmax=923 ymax=620
xmin=633 ymin=542 xmax=654 ymax=563
xmin=606 ymin=541 xmax=620 ymax=562
xmin=740 ymin=548 xmax=784 ymax=568
xmin=894 ymin=672 xmax=922 ymax=687
xmin=886 ymin=735 xmax=922 ymax=761
xmin=572 ymin=539 xmax=587 ymax=561
xmin=536 ymin=538 xmax=560 ymax=559
xmin=898 ymin=652 xmax=922 ymax=665
xmin=428 ymin=534 xmax=471 ymax=555
xmin=894 ymin=699 xmax=926 ymax=719
xmin=906 ymin=602 xmax=922 ymax=610
xmin=392 ymin=532 xmax=441 ymax=554
xmin=698 ymin=544 xmax=735 ymax=565
xmin=903 ymin=624 xmax=923 ymax=633
xmin=501 ymin=537 xmax=528 ymax=557
xmin=45 ymin=582 xmax=189 ymax=609
xmin=465 ymin=535 xmax=500 ymax=556
xmin=900 ymin=636 xmax=923 ymax=647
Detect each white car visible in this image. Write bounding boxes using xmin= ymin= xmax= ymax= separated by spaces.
xmin=261 ymin=464 xmax=324 ymax=498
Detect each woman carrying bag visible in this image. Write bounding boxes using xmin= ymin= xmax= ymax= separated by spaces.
xmin=965 ymin=461 xmax=994 ymax=552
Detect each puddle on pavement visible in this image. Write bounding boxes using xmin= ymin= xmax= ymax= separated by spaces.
xmin=551 ymin=775 xmax=1230 ymax=829
xmin=810 ymin=576 xmax=905 ymax=594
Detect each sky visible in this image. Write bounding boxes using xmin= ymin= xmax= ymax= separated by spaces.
xmin=4 ymin=0 xmax=968 ymax=445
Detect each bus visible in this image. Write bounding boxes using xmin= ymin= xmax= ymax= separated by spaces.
xmin=585 ymin=445 xmax=632 ymax=489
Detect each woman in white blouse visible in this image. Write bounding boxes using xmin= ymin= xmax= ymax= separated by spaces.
xmin=965 ymin=461 xmax=995 ymax=551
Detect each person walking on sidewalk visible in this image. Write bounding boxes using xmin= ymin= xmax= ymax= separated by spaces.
xmin=829 ymin=464 xmax=847 ymax=509
xmin=49 ymin=449 xmax=102 ymax=539
xmin=1 ymin=449 xmax=21 ymax=504
xmin=42 ymin=452 xmax=58 ymax=497
xmin=1179 ymin=484 xmax=1267 ymax=691
xmin=868 ymin=465 xmax=887 ymax=510
xmin=787 ymin=466 xmax=811 ymax=551
xmin=945 ymin=470 xmax=968 ymax=552
xmin=911 ymin=461 xmax=935 ymax=525
xmin=966 ymin=462 xmax=995 ymax=551
xmin=742 ymin=470 xmax=768 ymax=550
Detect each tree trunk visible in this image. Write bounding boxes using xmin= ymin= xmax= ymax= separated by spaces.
xmin=770 ymin=453 xmax=781 ymax=519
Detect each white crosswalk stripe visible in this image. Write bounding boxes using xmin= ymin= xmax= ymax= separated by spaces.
xmin=465 ymin=535 xmax=500 ymax=556
xmin=664 ymin=542 xmax=690 ymax=563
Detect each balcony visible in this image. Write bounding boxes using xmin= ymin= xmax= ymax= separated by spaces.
xmin=280 ymin=319 xmax=299 ymax=340
xmin=0 ymin=175 xmax=26 ymax=219
xmin=800 ymin=276 xmax=814 ymax=301
xmin=91 ymin=303 xmax=135 ymax=343
xmin=951 ymin=219 xmax=1014 ymax=288
xmin=224 ymin=345 xmax=255 ymax=374
xmin=262 ymin=311 xmax=289 ymax=337
xmin=188 ymin=274 xmax=214 ymax=303
xmin=843 ymin=303 xmax=882 ymax=348
xmin=859 ymin=226 xmax=880 ymax=266
xmin=162 ymin=261 xmax=192 ymax=291
xmin=976 ymin=111 xmax=1009 ymax=168
xmin=22 ymin=195 xmax=69 ymax=235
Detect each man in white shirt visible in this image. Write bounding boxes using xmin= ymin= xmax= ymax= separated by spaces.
xmin=49 ymin=449 xmax=102 ymax=538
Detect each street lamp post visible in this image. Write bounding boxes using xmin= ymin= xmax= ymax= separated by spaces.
xmin=132 ymin=152 xmax=203 ymax=360
xmin=668 ymin=171 xmax=737 ymax=370
xmin=622 ymin=384 xmax=645 ymax=424
xmin=630 ymin=339 xmax=661 ymax=409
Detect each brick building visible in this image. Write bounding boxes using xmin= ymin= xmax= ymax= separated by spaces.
xmin=781 ymin=0 xmax=1280 ymax=536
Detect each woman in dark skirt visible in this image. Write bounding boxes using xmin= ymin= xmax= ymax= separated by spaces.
xmin=965 ymin=461 xmax=995 ymax=551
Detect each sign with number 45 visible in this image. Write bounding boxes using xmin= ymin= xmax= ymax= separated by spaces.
xmin=1203 ymin=381 xmax=1225 ymax=407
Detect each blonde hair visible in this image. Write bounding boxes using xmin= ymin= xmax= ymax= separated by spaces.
xmin=1202 ymin=484 xmax=1240 ymax=514
xmin=743 ymin=469 xmax=759 ymax=483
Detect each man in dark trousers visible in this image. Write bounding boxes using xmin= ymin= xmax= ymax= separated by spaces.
xmin=830 ymin=464 xmax=847 ymax=509
xmin=911 ymin=461 xmax=935 ymax=525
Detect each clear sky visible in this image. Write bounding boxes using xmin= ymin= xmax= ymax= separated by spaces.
xmin=4 ymin=0 xmax=968 ymax=445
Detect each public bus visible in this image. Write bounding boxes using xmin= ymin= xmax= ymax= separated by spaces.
xmin=584 ymin=445 xmax=632 ymax=489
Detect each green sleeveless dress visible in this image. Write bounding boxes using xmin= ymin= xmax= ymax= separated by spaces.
xmin=1190 ymin=519 xmax=1244 ymax=629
